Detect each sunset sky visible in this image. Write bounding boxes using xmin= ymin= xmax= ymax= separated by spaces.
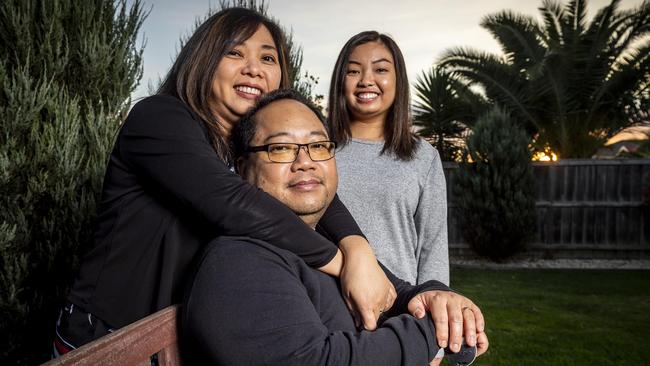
xmin=130 ymin=0 xmax=644 ymax=102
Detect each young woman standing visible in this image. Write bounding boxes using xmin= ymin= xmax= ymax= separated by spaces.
xmin=329 ymin=31 xmax=449 ymax=286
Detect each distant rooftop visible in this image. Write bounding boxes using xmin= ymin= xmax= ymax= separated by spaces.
xmin=606 ymin=125 xmax=650 ymax=146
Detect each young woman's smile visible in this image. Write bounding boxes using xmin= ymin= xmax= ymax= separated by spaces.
xmin=344 ymin=41 xmax=396 ymax=124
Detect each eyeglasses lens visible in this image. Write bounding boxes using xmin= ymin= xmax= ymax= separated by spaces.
xmin=267 ymin=142 xmax=335 ymax=163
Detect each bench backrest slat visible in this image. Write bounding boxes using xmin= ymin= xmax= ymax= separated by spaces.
xmin=42 ymin=305 xmax=181 ymax=366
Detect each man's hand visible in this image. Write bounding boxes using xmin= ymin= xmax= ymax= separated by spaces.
xmin=407 ymin=290 xmax=488 ymax=357
xmin=476 ymin=330 xmax=489 ymax=357
xmin=339 ymin=236 xmax=396 ymax=331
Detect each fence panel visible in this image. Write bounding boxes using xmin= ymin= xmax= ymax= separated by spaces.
xmin=443 ymin=159 xmax=650 ymax=258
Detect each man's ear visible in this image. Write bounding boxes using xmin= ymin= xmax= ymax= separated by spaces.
xmin=235 ymin=156 xmax=247 ymax=176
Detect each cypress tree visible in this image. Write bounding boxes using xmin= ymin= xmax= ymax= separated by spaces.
xmin=0 ymin=0 xmax=146 ymax=363
xmin=454 ymin=107 xmax=536 ymax=261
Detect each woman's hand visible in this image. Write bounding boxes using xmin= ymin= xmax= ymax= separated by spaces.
xmin=338 ymin=235 xmax=396 ymax=330
xmin=408 ymin=291 xmax=488 ymax=357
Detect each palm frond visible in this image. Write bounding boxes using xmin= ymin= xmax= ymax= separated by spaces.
xmin=412 ymin=67 xmax=487 ymax=160
xmin=440 ymin=47 xmax=540 ymax=131
xmin=582 ymin=0 xmax=617 ymax=79
xmin=609 ymin=2 xmax=650 ymax=68
xmin=567 ymin=0 xmax=588 ymax=33
xmin=590 ymin=40 xmax=650 ymax=126
xmin=560 ymin=0 xmax=587 ymax=48
xmin=539 ymin=0 xmax=564 ymax=46
xmin=481 ymin=10 xmax=545 ymax=70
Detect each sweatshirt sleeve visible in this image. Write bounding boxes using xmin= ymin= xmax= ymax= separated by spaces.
xmin=415 ymin=147 xmax=450 ymax=285
xmin=117 ymin=95 xmax=337 ymax=267
xmin=184 ymin=239 xmax=442 ymax=366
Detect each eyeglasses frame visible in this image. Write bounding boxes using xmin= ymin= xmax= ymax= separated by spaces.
xmin=246 ymin=140 xmax=337 ymax=163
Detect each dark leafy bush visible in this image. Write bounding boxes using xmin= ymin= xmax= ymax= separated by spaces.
xmin=0 ymin=1 xmax=146 ymax=363
xmin=454 ymin=107 xmax=536 ymax=261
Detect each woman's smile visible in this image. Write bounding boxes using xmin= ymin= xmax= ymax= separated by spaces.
xmin=344 ymin=41 xmax=396 ymax=123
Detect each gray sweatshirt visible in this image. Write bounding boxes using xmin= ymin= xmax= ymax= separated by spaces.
xmin=336 ymin=138 xmax=449 ymax=285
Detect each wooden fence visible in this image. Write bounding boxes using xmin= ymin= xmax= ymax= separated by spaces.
xmin=443 ymin=159 xmax=650 ymax=259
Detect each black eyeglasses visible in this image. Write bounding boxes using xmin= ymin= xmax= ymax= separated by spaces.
xmin=247 ymin=141 xmax=337 ymax=163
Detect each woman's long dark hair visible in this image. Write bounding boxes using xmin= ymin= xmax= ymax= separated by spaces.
xmin=158 ymin=7 xmax=290 ymax=162
xmin=327 ymin=31 xmax=416 ymax=161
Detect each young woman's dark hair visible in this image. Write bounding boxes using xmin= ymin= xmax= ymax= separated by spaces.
xmin=158 ymin=7 xmax=291 ymax=161
xmin=327 ymin=31 xmax=416 ymax=161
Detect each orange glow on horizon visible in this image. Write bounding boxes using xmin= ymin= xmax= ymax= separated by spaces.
xmin=532 ymin=147 xmax=559 ymax=162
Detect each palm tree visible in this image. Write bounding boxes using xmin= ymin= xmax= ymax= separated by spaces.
xmin=439 ymin=0 xmax=650 ymax=158
xmin=412 ymin=67 xmax=487 ymax=161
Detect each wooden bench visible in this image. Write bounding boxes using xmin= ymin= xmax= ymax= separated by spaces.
xmin=43 ymin=305 xmax=182 ymax=366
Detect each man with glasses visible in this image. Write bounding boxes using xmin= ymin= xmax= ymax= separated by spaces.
xmin=182 ymin=89 xmax=487 ymax=366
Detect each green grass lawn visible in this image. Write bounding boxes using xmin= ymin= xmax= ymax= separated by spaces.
xmin=450 ymin=267 xmax=650 ymax=366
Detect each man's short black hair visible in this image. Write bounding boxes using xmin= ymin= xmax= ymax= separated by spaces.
xmin=231 ymin=89 xmax=328 ymax=160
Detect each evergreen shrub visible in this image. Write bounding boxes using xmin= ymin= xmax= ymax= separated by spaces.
xmin=0 ymin=1 xmax=146 ymax=363
xmin=454 ymin=107 xmax=536 ymax=261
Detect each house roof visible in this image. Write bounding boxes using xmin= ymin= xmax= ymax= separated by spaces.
xmin=606 ymin=125 xmax=650 ymax=146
